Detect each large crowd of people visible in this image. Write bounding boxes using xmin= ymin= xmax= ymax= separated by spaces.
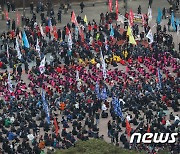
xmin=0 ymin=1 xmax=179 ymax=154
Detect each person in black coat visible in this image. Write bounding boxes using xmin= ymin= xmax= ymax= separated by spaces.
xmin=17 ymin=64 xmax=22 ymax=77
xmin=12 ymin=19 xmax=16 ymax=31
xmin=80 ymin=2 xmax=85 ymax=13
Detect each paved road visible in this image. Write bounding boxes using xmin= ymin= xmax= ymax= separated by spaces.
xmin=0 ymin=0 xmax=179 ymax=152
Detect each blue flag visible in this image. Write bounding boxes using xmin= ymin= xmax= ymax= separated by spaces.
xmin=177 ymin=18 xmax=180 ymax=35
xmin=110 ymin=24 xmax=114 ymax=37
xmin=100 ymin=87 xmax=107 ymax=100
xmin=156 ymin=8 xmax=162 ymax=24
xmin=22 ymin=31 xmax=30 ymax=48
xmin=48 ymin=18 xmax=53 ymax=31
xmin=48 ymin=18 xmax=52 ymax=27
xmin=112 ymin=96 xmax=123 ymax=119
xmin=171 ymin=13 xmax=176 ymax=31
xmin=42 ymin=90 xmax=50 ymax=124
xmin=95 ymin=82 xmax=101 ymax=99
xmin=157 ymin=68 xmax=162 ymax=89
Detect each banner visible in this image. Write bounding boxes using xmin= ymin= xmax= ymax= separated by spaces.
xmin=115 ymin=0 xmax=118 ymax=20
xmin=16 ymin=11 xmax=20 ymax=26
xmin=109 ymin=0 xmax=112 ymax=12
xmin=129 ymin=9 xmax=134 ymax=27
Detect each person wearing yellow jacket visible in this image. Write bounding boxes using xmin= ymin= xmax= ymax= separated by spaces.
xmin=123 ymin=50 xmax=128 ymax=59
xmin=90 ymin=58 xmax=96 ymax=65
xmin=113 ymin=54 xmax=121 ymax=63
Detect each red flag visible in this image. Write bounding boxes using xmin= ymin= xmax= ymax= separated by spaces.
xmin=147 ymin=124 xmax=150 ymax=133
xmin=142 ymin=14 xmax=145 ymax=26
xmin=126 ymin=119 xmax=132 ymax=136
xmin=129 ymin=9 xmax=134 ymax=27
xmin=80 ymin=28 xmax=84 ymax=42
xmin=66 ymin=26 xmax=70 ymax=35
xmin=53 ymin=118 xmax=59 ymax=136
xmin=115 ymin=0 xmax=118 ymax=20
xmin=109 ymin=0 xmax=112 ymax=12
xmin=71 ymin=11 xmax=78 ymax=26
xmin=16 ymin=11 xmax=20 ymax=26
xmin=53 ymin=26 xmax=58 ymax=40
xmin=5 ymin=10 xmax=9 ymax=20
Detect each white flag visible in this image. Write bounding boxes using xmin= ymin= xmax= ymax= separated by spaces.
xmin=75 ymin=26 xmax=79 ymax=41
xmin=117 ymin=14 xmax=125 ymax=23
xmin=146 ymin=29 xmax=153 ymax=44
xmin=76 ymin=70 xmax=80 ymax=81
xmin=40 ymin=24 xmax=45 ymax=37
xmin=104 ymin=36 xmax=108 ymax=51
xmin=68 ymin=33 xmax=72 ymax=50
xmin=15 ymin=37 xmax=22 ymax=59
xmin=39 ymin=56 xmax=46 ymax=74
xmin=7 ymin=45 xmax=9 ymax=60
xmin=148 ymin=6 xmax=152 ymax=22
xmin=36 ymin=38 xmax=41 ymax=59
xmin=8 ymin=73 xmax=13 ymax=93
xmin=100 ymin=50 xmax=107 ymax=79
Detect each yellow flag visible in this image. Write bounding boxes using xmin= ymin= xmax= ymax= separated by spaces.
xmin=127 ymin=26 xmax=137 ymax=45
xmin=84 ymin=15 xmax=88 ymax=25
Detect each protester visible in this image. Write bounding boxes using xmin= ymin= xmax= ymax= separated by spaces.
xmin=0 ymin=1 xmax=179 ymax=154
